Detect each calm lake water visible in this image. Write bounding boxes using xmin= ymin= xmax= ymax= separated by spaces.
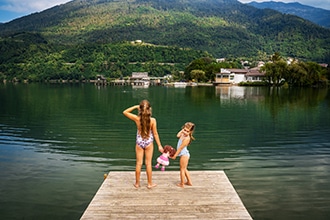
xmin=0 ymin=83 xmax=329 ymax=220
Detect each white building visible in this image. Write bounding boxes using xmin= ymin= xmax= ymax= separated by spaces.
xmin=214 ymin=68 xmax=265 ymax=85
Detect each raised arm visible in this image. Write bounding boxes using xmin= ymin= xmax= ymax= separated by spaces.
xmin=177 ymin=129 xmax=184 ymax=138
xmin=123 ymin=105 xmax=139 ymax=122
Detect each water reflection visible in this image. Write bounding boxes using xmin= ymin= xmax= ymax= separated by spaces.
xmin=0 ymin=84 xmax=330 ymax=220
xmin=216 ymin=85 xmax=246 ymax=99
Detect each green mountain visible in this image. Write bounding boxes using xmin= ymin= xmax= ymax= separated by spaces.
xmin=0 ymin=0 xmax=330 ymax=62
xmin=248 ymin=1 xmax=330 ymax=28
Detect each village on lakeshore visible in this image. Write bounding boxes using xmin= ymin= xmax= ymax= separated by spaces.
xmin=92 ymin=57 xmax=329 ymax=88
xmin=3 ymin=51 xmax=328 ymax=87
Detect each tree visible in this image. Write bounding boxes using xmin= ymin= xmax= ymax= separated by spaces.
xmin=287 ymin=62 xmax=307 ymax=86
xmin=305 ymin=62 xmax=327 ymax=87
xmin=184 ymin=57 xmax=213 ymax=78
xmin=190 ymin=70 xmax=206 ymax=82
xmin=262 ymin=52 xmax=287 ymax=86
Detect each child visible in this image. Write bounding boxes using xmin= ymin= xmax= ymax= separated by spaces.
xmin=172 ymin=122 xmax=195 ymax=188
xmin=155 ymin=145 xmax=176 ymax=171
xmin=123 ymin=100 xmax=163 ymax=189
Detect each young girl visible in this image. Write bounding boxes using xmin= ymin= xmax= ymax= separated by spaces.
xmin=123 ymin=100 xmax=163 ymax=189
xmin=172 ymin=122 xmax=195 ymax=188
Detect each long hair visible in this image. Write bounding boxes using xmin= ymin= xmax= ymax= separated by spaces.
xmin=183 ymin=122 xmax=195 ymax=144
xmin=138 ymin=100 xmax=152 ymax=139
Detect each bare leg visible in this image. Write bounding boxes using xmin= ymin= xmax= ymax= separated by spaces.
xmin=145 ymin=144 xmax=157 ymax=189
xmin=184 ymin=168 xmax=192 ymax=186
xmin=177 ymin=155 xmax=191 ymax=187
xmin=134 ymin=145 xmax=144 ymax=188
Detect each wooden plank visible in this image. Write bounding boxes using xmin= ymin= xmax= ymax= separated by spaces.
xmin=81 ymin=171 xmax=252 ymax=219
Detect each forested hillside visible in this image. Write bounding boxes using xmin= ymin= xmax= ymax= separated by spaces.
xmin=1 ymin=0 xmax=329 ymax=61
xmin=0 ymin=32 xmax=213 ymax=81
xmin=0 ymin=0 xmax=329 ymax=83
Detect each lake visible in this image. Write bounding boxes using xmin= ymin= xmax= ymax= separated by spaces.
xmin=0 ymin=83 xmax=329 ymax=219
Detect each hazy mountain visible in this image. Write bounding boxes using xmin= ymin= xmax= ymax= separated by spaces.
xmin=0 ymin=0 xmax=329 ymax=61
xmin=248 ymin=1 xmax=330 ymax=28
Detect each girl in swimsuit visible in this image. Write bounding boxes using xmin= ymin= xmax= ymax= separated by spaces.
xmin=171 ymin=122 xmax=195 ymax=188
xmin=123 ymin=100 xmax=163 ymax=189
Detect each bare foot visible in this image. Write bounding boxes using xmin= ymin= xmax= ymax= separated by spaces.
xmin=147 ymin=183 xmax=157 ymax=189
xmin=185 ymin=182 xmax=192 ymax=186
xmin=133 ymin=183 xmax=140 ymax=188
xmin=177 ymin=183 xmax=185 ymax=188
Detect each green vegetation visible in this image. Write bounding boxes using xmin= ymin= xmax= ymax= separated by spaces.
xmin=261 ymin=53 xmax=328 ymax=87
xmin=0 ymin=0 xmax=329 ymax=85
xmin=1 ymin=0 xmax=329 ymax=60
xmin=0 ymin=33 xmax=210 ymax=82
xmin=0 ymin=33 xmax=328 ymax=87
xmin=184 ymin=57 xmax=241 ymax=82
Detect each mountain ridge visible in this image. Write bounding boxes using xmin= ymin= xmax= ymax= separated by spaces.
xmin=248 ymin=1 xmax=330 ymax=28
xmin=0 ymin=0 xmax=329 ymax=62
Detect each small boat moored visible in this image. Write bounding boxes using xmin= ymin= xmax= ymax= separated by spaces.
xmin=174 ymin=82 xmax=187 ymax=88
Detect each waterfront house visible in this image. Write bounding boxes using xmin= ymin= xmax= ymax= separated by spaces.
xmin=131 ymin=72 xmax=150 ymax=88
xmin=214 ymin=68 xmax=247 ymax=85
xmin=214 ymin=68 xmax=265 ymax=85
xmin=245 ymin=67 xmax=265 ymax=82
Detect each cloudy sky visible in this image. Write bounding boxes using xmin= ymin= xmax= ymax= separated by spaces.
xmin=0 ymin=0 xmax=330 ymax=23
xmin=0 ymin=0 xmax=69 ymax=23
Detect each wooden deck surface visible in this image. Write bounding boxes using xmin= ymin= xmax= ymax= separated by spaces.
xmin=80 ymin=170 xmax=252 ymax=219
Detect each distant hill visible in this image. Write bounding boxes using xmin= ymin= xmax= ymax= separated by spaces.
xmin=0 ymin=0 xmax=330 ymax=62
xmin=248 ymin=1 xmax=330 ymax=28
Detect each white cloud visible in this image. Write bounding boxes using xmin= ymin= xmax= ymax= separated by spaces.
xmin=238 ymin=0 xmax=330 ymax=10
xmin=0 ymin=0 xmax=70 ymax=13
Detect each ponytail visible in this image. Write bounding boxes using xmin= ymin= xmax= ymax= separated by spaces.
xmin=139 ymin=100 xmax=152 ymax=139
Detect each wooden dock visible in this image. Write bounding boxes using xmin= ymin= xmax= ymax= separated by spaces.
xmin=80 ymin=170 xmax=252 ymax=219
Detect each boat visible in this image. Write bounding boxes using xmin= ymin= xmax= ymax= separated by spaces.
xmin=188 ymin=82 xmax=198 ymax=87
xmin=173 ymin=82 xmax=187 ymax=88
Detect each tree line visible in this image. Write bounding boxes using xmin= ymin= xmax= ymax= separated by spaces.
xmin=0 ymin=33 xmax=329 ymax=87
xmin=261 ymin=52 xmax=329 ymax=87
xmin=0 ymin=35 xmax=209 ymax=82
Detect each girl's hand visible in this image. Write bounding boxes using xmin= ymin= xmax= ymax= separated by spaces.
xmin=177 ymin=129 xmax=184 ymax=138
xmin=158 ymin=145 xmax=164 ymax=153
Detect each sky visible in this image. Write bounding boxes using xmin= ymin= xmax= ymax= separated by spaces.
xmin=238 ymin=0 xmax=330 ymax=10
xmin=0 ymin=0 xmax=330 ymax=23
